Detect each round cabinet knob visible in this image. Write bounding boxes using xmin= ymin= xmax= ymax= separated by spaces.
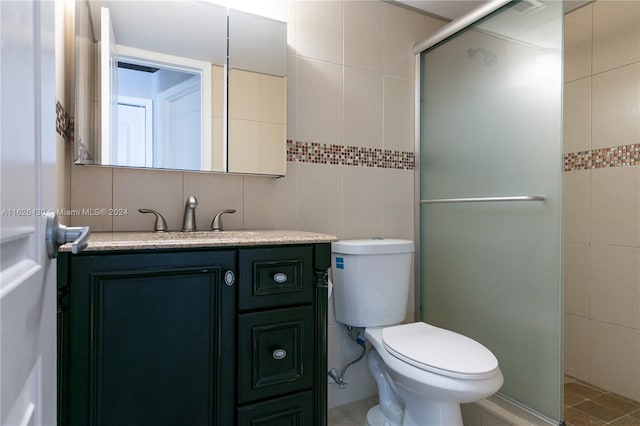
xmin=273 ymin=272 xmax=288 ymax=284
xmin=272 ymin=349 xmax=287 ymax=360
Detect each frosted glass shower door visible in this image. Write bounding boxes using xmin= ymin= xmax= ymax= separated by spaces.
xmin=420 ymin=1 xmax=563 ymax=421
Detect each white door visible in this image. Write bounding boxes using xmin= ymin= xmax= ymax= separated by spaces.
xmin=1 ymin=1 xmax=57 ymax=425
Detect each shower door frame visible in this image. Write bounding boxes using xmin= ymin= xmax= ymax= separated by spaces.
xmin=412 ymin=0 xmax=563 ymax=423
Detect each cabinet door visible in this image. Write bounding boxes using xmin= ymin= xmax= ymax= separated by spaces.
xmin=238 ymin=391 xmax=313 ymax=426
xmin=238 ymin=306 xmax=313 ymax=404
xmin=66 ymin=250 xmax=236 ymax=426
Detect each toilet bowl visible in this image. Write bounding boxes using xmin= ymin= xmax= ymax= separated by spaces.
xmin=331 ymin=239 xmax=503 ymax=426
xmin=364 ymin=324 xmax=503 ymax=426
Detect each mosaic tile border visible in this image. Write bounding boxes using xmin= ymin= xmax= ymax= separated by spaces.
xmin=564 ymin=144 xmax=640 ymax=171
xmin=56 ymin=100 xmax=72 ymax=143
xmin=287 ymin=140 xmax=415 ymax=170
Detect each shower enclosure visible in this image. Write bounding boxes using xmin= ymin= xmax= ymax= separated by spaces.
xmin=417 ymin=0 xmax=564 ymax=422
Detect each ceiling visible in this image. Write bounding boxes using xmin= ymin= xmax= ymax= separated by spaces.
xmin=394 ymin=0 xmax=491 ymax=21
xmin=394 ymin=0 xmax=591 ymax=21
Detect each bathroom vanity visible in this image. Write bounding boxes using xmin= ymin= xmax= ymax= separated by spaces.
xmin=56 ymin=231 xmax=335 ymax=426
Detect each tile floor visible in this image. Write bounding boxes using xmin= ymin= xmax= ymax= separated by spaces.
xmin=564 ymin=376 xmax=640 ymax=426
xmin=328 ymin=377 xmax=640 ymax=426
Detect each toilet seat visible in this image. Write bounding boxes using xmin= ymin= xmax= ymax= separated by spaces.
xmin=381 ymin=322 xmax=499 ymax=380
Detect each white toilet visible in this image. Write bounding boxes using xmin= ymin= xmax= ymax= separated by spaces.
xmin=331 ymin=239 xmax=504 ymax=426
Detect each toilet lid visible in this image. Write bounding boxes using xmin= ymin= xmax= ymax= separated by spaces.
xmin=382 ymin=322 xmax=499 ymax=380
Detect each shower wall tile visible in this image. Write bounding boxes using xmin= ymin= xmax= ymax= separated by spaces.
xmin=592 ymin=0 xmax=640 ymax=74
xmin=297 ymin=57 xmax=343 ymax=146
xmin=590 ymin=166 xmax=640 ymax=247
xmin=592 ymin=63 xmax=640 ymax=150
xmin=564 ymin=3 xmax=592 ymax=82
xmin=344 ymin=67 xmax=383 ymax=149
xmin=183 ymin=172 xmax=245 ymax=232
xmin=382 ymin=2 xmax=420 ymax=81
xmin=563 ymin=77 xmax=591 ymax=154
xmin=590 ymin=319 xmax=640 ymax=401
xmin=564 ymin=242 xmax=590 ymax=317
xmin=383 ymin=76 xmax=415 ymax=153
xmin=112 ymin=168 xmax=184 ymax=232
xmin=297 ymin=0 xmax=343 ymax=64
xmin=565 ymin=314 xmax=590 ymax=382
xmin=69 ymin=165 xmax=113 ymax=231
xmin=590 ymin=244 xmax=640 ymax=329
xmin=563 ymin=170 xmax=590 ymax=244
xmin=344 ymin=1 xmax=383 ymax=73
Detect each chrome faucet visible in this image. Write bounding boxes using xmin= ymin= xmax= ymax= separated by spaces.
xmin=210 ymin=209 xmax=236 ymax=232
xmin=182 ymin=196 xmax=198 ymax=232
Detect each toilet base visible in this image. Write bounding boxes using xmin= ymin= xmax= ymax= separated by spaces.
xmin=366 ymin=404 xmax=399 ymax=426
xmin=365 ymin=401 xmax=463 ymax=426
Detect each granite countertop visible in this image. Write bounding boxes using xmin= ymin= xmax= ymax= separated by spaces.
xmin=60 ymin=230 xmax=338 ymax=252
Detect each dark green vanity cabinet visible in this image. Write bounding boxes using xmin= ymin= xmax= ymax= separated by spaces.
xmin=57 ymin=242 xmax=331 ymax=426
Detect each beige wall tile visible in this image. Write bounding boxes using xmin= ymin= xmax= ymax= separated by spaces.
xmin=297 ymin=58 xmax=343 ymax=146
xmin=342 ymin=166 xmax=385 ymax=239
xmin=590 ymin=244 xmax=640 ymax=329
xmin=564 ymin=3 xmax=592 ymax=82
xmin=383 ymin=76 xmax=414 ymax=153
xmin=383 ymin=2 xmax=419 ymax=81
xmin=344 ymin=67 xmax=383 ymax=149
xmin=592 ymin=0 xmax=640 ymax=74
xmin=296 ymin=162 xmax=341 ymax=236
xmin=112 ymin=168 xmax=183 ymax=232
xmin=69 ymin=165 xmax=113 ymax=231
xmin=259 ymin=123 xmax=286 ymax=175
xmin=565 ymin=314 xmax=590 ymax=383
xmin=590 ymin=319 xmax=640 ymax=401
xmin=243 ymin=163 xmax=297 ymax=229
xmin=211 ymin=65 xmax=224 ymax=118
xmin=327 ymin=324 xmax=377 ymax=408
xmin=259 ymin=74 xmax=286 ymax=125
xmin=592 ymin=63 xmax=640 ymax=150
xmin=563 ymin=170 xmax=590 ymax=243
xmin=383 ymin=169 xmax=414 ymax=240
xmin=229 ymin=69 xmax=259 ymax=121
xmin=418 ymin=13 xmax=446 ymax=42
xmin=286 ymin=54 xmax=298 ymax=141
xmin=481 ymin=410 xmax=511 ymax=426
xmin=564 ymin=242 xmax=590 ymax=317
xmin=563 ymin=77 xmax=591 ymax=154
xmin=591 ymin=166 xmax=640 ymax=247
xmin=344 ymin=1 xmax=383 ymax=73
xmin=461 ymin=404 xmax=482 ymax=426
xmin=297 ymin=0 xmax=343 ymax=64
xmin=228 ymin=119 xmax=260 ymax=174
xmin=183 ymin=172 xmax=244 ymax=232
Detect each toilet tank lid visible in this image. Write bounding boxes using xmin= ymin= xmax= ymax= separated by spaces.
xmin=332 ymin=239 xmax=415 ymax=255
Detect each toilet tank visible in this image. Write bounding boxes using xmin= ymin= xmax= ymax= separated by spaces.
xmin=331 ymin=239 xmax=414 ymax=328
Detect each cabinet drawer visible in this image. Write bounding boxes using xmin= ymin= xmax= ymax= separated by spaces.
xmin=238 ymin=306 xmax=313 ymax=404
xmin=239 ymin=246 xmax=313 ymax=311
xmin=238 ymin=391 xmax=313 ymax=426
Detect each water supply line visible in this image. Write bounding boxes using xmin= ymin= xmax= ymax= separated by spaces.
xmin=327 ymin=325 xmax=367 ymax=389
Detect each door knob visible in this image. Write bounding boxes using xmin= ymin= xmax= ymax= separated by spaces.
xmin=45 ymin=212 xmax=90 ymax=258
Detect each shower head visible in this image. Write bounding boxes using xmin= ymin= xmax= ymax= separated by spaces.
xmin=468 ymin=48 xmax=497 ymax=66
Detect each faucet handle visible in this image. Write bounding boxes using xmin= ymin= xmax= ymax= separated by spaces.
xmin=138 ymin=208 xmax=168 ymax=232
xmin=210 ymin=209 xmax=236 ymax=232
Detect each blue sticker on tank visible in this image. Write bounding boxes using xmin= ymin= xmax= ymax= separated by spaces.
xmin=335 ymin=257 xmax=344 ymax=269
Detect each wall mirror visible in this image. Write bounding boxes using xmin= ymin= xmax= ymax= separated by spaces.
xmin=74 ymin=1 xmax=287 ymax=176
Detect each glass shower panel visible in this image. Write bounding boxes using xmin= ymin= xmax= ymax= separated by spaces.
xmin=420 ymin=1 xmax=563 ymax=421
